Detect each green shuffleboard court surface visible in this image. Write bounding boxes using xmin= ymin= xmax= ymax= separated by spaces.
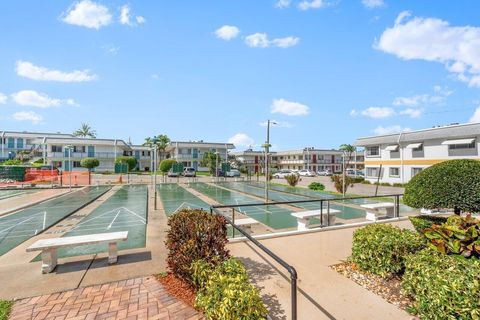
xmin=157 ymin=184 xmax=210 ymax=215
xmin=0 ymin=189 xmax=35 ymax=201
xmin=43 ymin=184 xmax=148 ymax=260
xmin=189 ymin=182 xmax=298 ymax=229
xmin=0 ymin=186 xmax=111 ymax=256
xmin=225 ymin=182 xmax=366 ymax=220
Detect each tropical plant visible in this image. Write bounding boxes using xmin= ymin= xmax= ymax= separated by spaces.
xmin=404 ymin=159 xmax=480 ymax=215
xmin=285 ymin=174 xmax=300 ymax=186
xmin=159 ymin=159 xmax=176 ymax=173
xmin=115 ymin=156 xmax=137 ymax=171
xmin=191 ymin=258 xmax=268 ymax=320
xmin=409 ymin=215 xmax=448 ymax=233
xmin=73 ymin=123 xmax=97 ymax=138
xmin=0 ymin=300 xmax=13 ymax=320
xmin=0 ymin=159 xmax=22 ymax=166
xmin=143 ymin=134 xmax=171 ymax=162
xmin=201 ymin=151 xmax=220 ymax=174
xmin=339 ymin=144 xmax=356 ymax=170
xmin=308 ymin=182 xmax=325 ymax=191
xmin=80 ymin=157 xmax=99 ymax=172
xmin=423 ymin=215 xmax=480 ymax=258
xmin=165 ymin=209 xmax=230 ymax=286
xmin=330 ymin=174 xmax=354 ymax=194
xmin=351 ymin=224 xmax=425 ymax=278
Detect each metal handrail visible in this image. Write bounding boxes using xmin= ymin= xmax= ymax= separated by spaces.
xmin=211 ymin=206 xmax=298 ymax=320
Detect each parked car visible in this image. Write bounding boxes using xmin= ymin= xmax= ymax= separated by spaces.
xmin=214 ymin=169 xmax=225 ymax=177
xmin=183 ymin=167 xmax=196 ymax=177
xmin=346 ymin=169 xmax=364 ymax=177
xmin=298 ymin=169 xmax=316 ymax=177
xmin=273 ymin=169 xmax=296 ymax=179
xmin=167 ymin=169 xmax=180 ymax=177
xmin=225 ymin=169 xmax=241 ymax=177
xmin=317 ymin=169 xmax=332 ymax=176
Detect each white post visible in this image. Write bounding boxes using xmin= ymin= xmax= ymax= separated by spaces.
xmin=342 ymin=154 xmax=346 ymax=198
xmin=69 ymin=148 xmax=72 ymax=191
xmin=1 ymin=131 xmax=4 ymax=159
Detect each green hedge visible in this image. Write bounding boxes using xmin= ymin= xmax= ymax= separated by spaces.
xmin=191 ymin=258 xmax=267 ymax=320
xmin=409 ymin=215 xmax=448 ymax=233
xmin=352 ymin=224 xmax=425 ymax=277
xmin=403 ymin=249 xmax=480 ymax=319
xmin=308 ymin=182 xmax=325 ymax=191
xmin=0 ymin=300 xmax=12 ymax=320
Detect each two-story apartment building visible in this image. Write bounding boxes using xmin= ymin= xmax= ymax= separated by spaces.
xmin=166 ymin=141 xmax=235 ymax=171
xmin=230 ymin=149 xmax=270 ymax=174
xmin=275 ymin=148 xmax=343 ymax=172
xmin=355 ymin=123 xmax=480 ymax=184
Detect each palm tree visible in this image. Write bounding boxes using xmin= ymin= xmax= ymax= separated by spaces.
xmin=73 ymin=123 xmax=97 ymax=138
xmin=143 ymin=134 xmax=171 ymax=170
xmin=339 ymin=144 xmax=356 ymax=197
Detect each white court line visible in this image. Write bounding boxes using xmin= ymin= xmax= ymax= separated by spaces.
xmin=107 ymin=209 xmax=121 ymax=230
xmin=0 ymin=211 xmax=45 ymax=235
xmin=172 ymin=202 xmax=187 ymax=214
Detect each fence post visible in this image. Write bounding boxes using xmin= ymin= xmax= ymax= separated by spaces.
xmin=395 ymin=195 xmax=400 ymax=218
xmin=327 ymin=201 xmax=330 ymax=227
xmin=232 ymin=208 xmax=235 ymax=238
xmin=320 ymin=200 xmax=323 ymax=226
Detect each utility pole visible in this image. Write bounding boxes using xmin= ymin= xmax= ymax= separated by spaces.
xmin=263 ymin=120 xmax=276 ymax=203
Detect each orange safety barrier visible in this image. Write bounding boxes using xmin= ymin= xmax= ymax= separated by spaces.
xmin=60 ymin=171 xmax=91 ymax=186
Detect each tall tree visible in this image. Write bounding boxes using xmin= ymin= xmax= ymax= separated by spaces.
xmin=339 ymin=144 xmax=356 ymax=197
xmin=143 ymin=134 xmax=171 ymax=170
xmin=73 ymin=123 xmax=97 ymax=138
xmin=201 ymin=151 xmax=219 ymax=174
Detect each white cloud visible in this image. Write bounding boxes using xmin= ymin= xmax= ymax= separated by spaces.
xmin=0 ymin=93 xmax=7 ymax=104
xmin=373 ymin=125 xmax=411 ymax=135
xmin=11 ymin=90 xmax=77 ymax=108
xmin=275 ymin=0 xmax=291 ymax=8
xmin=469 ymin=107 xmax=480 ymax=123
xmin=102 ymin=44 xmax=119 ymax=55
xmin=271 ymin=98 xmax=309 ymax=116
xmin=151 ymin=74 xmax=160 ymax=80
xmin=62 ymin=0 xmax=112 ymax=30
xmin=362 ymin=0 xmax=384 ymax=8
xmin=393 ymin=86 xmax=451 ymax=107
xmin=399 ymin=108 xmax=423 ymax=118
xmin=272 ymin=36 xmax=300 ymax=48
xmin=228 ymin=133 xmax=254 ymax=147
xmin=215 ymin=25 xmax=240 ymax=41
xmin=119 ymin=5 xmax=145 ymax=26
xmin=12 ymin=111 xmax=43 ymax=124
xmin=298 ymin=0 xmax=328 ymax=10
xmin=16 ymin=60 xmax=97 ymax=82
xmin=376 ymin=11 xmax=480 ymax=87
xmin=245 ymin=33 xmax=270 ymax=48
xmin=361 ymin=107 xmax=395 ymax=119
xmin=350 ymin=109 xmax=358 ymax=116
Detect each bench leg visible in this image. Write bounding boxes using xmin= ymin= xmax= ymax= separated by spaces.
xmin=41 ymin=249 xmax=58 ymax=274
xmin=297 ymin=218 xmax=310 ymax=231
xmin=386 ymin=207 xmax=395 ymax=218
xmin=365 ymin=211 xmax=378 ymax=222
xmin=108 ymin=242 xmax=118 ymax=264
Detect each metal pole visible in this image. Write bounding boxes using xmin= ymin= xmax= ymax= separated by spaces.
xmin=342 ymin=155 xmax=346 ymax=198
xmin=154 ymin=147 xmax=157 ymax=210
xmin=327 ymin=201 xmax=330 ymax=227
xmin=69 ymin=148 xmax=72 ymax=192
xmin=232 ymin=208 xmax=235 ymax=238
xmin=265 ymin=120 xmax=271 ymax=204
xmin=320 ymin=200 xmax=323 ymax=226
xmin=395 ymin=195 xmax=400 ymax=218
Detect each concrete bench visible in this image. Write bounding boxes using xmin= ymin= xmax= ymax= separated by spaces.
xmin=26 ymin=231 xmax=128 ymax=274
xmin=291 ymin=209 xmax=340 ymax=231
xmin=234 ymin=218 xmax=259 ymax=234
xmin=361 ymin=203 xmax=395 ymax=221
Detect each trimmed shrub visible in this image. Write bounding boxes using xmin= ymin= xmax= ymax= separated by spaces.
xmin=423 ymin=215 xmax=480 ymax=258
xmin=191 ymin=258 xmax=268 ymax=320
xmin=308 ymin=182 xmax=325 ymax=191
xmin=409 ymin=215 xmax=448 ymax=233
xmin=392 ymin=183 xmax=405 ymax=187
xmin=351 ymin=176 xmax=365 ymax=183
xmin=80 ymin=157 xmax=99 ymax=171
xmin=285 ymin=174 xmax=300 ymax=187
xmin=361 ymin=180 xmax=371 ymax=185
xmin=351 ymin=224 xmax=425 ymax=277
xmin=402 ymin=248 xmax=480 ymax=319
xmin=404 ymin=159 xmax=480 ymax=215
xmin=165 ymin=209 xmax=229 ymax=286
xmin=115 ymin=156 xmax=137 ymax=171
xmin=159 ymin=159 xmax=176 ymax=173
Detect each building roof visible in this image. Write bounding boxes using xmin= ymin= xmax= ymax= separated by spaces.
xmin=1 ymin=131 xmax=75 ymax=138
xmin=43 ymin=137 xmax=131 ymax=149
xmin=168 ymin=141 xmax=235 ymax=150
xmin=355 ymin=122 xmax=480 ymax=146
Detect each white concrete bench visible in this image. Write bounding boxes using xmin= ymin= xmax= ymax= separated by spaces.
xmin=26 ymin=231 xmax=128 ymax=274
xmin=361 ymin=203 xmax=395 ymax=221
xmin=291 ymin=209 xmax=340 ymax=231
xmin=234 ymin=218 xmax=259 ymax=234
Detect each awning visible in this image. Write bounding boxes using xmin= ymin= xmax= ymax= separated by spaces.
xmin=385 ymin=145 xmax=399 ymax=151
xmin=406 ymin=143 xmax=423 ymax=149
xmin=441 ymin=138 xmax=475 ymax=145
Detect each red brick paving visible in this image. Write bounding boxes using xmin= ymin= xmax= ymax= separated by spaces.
xmin=9 ymin=277 xmax=202 ymax=320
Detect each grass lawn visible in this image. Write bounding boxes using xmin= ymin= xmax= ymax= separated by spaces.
xmin=195 ymin=171 xmax=211 ymax=176
xmin=0 ymin=300 xmax=13 ymax=320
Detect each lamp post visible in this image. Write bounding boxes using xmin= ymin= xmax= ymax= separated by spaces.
xmin=151 ymin=145 xmax=158 ymax=210
xmin=214 ymin=151 xmax=219 ymax=183
xmin=263 ymin=120 xmax=276 ymax=204
xmin=65 ymin=145 xmax=73 ymax=192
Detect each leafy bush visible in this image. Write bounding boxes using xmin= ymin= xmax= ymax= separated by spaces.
xmin=308 ymin=182 xmax=325 ymax=191
xmin=330 ymin=174 xmax=354 ymax=193
xmin=402 ymin=248 xmax=480 ymax=319
xmin=165 ymin=209 xmax=229 ymax=286
xmin=404 ymin=159 xmax=480 ymax=215
xmin=115 ymin=156 xmax=137 ymax=171
xmin=80 ymin=157 xmax=99 ymax=171
xmin=159 ymin=159 xmax=176 ymax=173
xmin=0 ymin=159 xmax=22 ymax=166
xmin=392 ymin=183 xmax=406 ymax=187
xmin=285 ymin=174 xmax=300 ymax=186
xmin=423 ymin=215 xmax=480 ymax=258
xmin=409 ymin=215 xmax=448 ymax=233
xmin=351 ymin=176 xmax=365 ymax=183
xmin=380 ymin=182 xmax=391 ymax=186
xmin=351 ymin=224 xmax=425 ymax=277
xmin=0 ymin=300 xmax=12 ymax=320
xmin=361 ymin=180 xmax=371 ymax=185
xmin=191 ymin=258 xmax=268 ymax=320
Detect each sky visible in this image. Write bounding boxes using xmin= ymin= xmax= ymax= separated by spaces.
xmin=1 ymin=0 xmax=480 ymax=150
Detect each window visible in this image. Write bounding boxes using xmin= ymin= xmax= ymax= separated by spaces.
xmin=73 ymin=161 xmax=82 ymax=168
xmin=73 ymin=146 xmax=85 ymax=153
xmin=16 ymin=138 xmax=24 ymax=149
xmin=366 ymin=146 xmax=380 ymax=157
xmin=366 ymin=167 xmax=380 ymax=178
xmin=318 ymin=155 xmax=324 ymax=160
xmin=389 ymin=167 xmax=400 ymax=177
xmin=51 ymin=145 xmax=62 ymax=152
xmin=448 ymin=141 xmax=475 ymax=150
xmin=412 ymin=167 xmax=423 ymax=177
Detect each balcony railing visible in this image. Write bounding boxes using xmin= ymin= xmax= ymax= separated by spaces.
xmin=47 ymin=152 xmax=123 ymax=159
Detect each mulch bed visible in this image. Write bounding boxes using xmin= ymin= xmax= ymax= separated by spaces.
xmin=156 ymin=273 xmax=197 ymax=308
xmin=331 ymin=261 xmax=413 ymax=311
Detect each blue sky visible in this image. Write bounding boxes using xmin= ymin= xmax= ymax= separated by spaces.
xmin=1 ymin=0 xmax=480 ymax=150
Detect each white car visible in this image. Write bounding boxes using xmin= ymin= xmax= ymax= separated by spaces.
xmin=298 ymin=169 xmax=316 ymax=177
xmin=317 ymin=169 xmax=332 ymax=176
xmin=225 ymin=169 xmax=241 ymax=177
xmin=273 ymin=169 xmax=296 ymax=179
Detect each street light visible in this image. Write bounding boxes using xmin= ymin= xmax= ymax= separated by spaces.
xmin=214 ymin=152 xmax=220 ymax=183
xmin=262 ymin=120 xmax=277 ymax=203
xmin=65 ymin=145 xmax=73 ymax=192
xmin=151 ymin=145 xmax=158 ymax=210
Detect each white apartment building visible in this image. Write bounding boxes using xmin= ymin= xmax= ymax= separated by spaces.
xmin=167 ymin=141 xmax=235 ymax=170
xmin=355 ymin=123 xmax=480 ymax=184
xmin=230 ymin=149 xmax=269 ymax=174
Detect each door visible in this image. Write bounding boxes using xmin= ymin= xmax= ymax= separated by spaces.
xmin=87 ymin=146 xmax=95 ymax=157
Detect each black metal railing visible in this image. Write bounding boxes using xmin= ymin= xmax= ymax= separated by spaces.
xmin=211 ymin=206 xmax=298 ymax=320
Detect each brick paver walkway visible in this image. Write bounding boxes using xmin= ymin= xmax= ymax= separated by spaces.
xmin=9 ymin=277 xmax=201 ymax=320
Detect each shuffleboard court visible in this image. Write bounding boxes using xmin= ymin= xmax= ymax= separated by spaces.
xmin=189 ymin=182 xmax=298 ymax=229
xmin=0 ymin=186 xmax=111 ymax=256
xmin=223 ymin=182 xmax=366 ymax=220
xmin=0 ymin=189 xmax=35 ymax=201
xmin=157 ymin=184 xmax=210 ymax=215
xmin=45 ymin=184 xmax=148 ymax=259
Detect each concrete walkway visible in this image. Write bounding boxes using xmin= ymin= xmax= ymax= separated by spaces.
xmin=228 ymin=220 xmax=414 ymax=320
xmin=9 ymin=276 xmax=201 ymax=320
